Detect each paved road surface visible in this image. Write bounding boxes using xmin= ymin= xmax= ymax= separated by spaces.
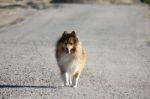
xmin=0 ymin=4 xmax=150 ymax=99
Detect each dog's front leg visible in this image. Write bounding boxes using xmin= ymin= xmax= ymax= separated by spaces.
xmin=69 ymin=75 xmax=72 ymax=86
xmin=72 ymin=72 xmax=80 ymax=88
xmin=63 ymin=72 xmax=69 ymax=86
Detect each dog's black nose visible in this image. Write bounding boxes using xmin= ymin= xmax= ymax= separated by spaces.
xmin=66 ymin=48 xmax=68 ymax=51
xmin=65 ymin=48 xmax=69 ymax=54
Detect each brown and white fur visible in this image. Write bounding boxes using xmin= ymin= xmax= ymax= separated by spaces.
xmin=55 ymin=31 xmax=86 ymax=88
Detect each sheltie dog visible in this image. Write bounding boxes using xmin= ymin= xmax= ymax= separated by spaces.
xmin=55 ymin=31 xmax=86 ymax=88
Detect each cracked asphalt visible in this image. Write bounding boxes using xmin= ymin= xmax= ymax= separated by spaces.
xmin=0 ymin=4 xmax=150 ymax=99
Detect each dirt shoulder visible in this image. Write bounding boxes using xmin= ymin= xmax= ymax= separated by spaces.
xmin=0 ymin=8 xmax=29 ymax=28
xmin=0 ymin=0 xmax=51 ymax=28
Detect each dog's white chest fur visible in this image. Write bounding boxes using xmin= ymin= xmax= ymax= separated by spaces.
xmin=58 ymin=54 xmax=79 ymax=74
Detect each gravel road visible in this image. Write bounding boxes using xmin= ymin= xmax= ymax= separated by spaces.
xmin=0 ymin=4 xmax=150 ymax=99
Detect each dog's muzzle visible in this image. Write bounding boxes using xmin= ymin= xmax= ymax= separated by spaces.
xmin=65 ymin=48 xmax=71 ymax=54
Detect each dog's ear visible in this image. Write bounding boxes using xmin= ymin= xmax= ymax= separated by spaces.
xmin=71 ymin=31 xmax=76 ymax=37
xmin=62 ymin=31 xmax=67 ymax=36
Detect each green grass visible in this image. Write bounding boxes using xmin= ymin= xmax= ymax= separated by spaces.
xmin=142 ymin=0 xmax=150 ymax=4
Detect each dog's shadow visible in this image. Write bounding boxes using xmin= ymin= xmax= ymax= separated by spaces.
xmin=0 ymin=84 xmax=62 ymax=89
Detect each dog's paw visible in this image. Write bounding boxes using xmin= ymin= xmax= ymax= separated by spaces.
xmin=64 ymin=82 xmax=70 ymax=87
xmin=71 ymin=85 xmax=77 ymax=88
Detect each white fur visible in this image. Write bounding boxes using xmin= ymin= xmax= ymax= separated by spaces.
xmin=64 ymin=73 xmax=69 ymax=86
xmin=58 ymin=53 xmax=80 ymax=87
xmin=58 ymin=53 xmax=80 ymax=74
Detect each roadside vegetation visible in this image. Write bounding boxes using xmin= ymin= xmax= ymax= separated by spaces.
xmin=141 ymin=0 xmax=150 ymax=4
xmin=0 ymin=0 xmax=149 ymax=28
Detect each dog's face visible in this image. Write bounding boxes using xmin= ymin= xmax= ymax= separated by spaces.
xmin=61 ymin=31 xmax=78 ymax=54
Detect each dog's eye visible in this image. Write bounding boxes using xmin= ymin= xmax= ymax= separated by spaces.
xmin=64 ymin=42 xmax=67 ymax=45
xmin=70 ymin=43 xmax=72 ymax=45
